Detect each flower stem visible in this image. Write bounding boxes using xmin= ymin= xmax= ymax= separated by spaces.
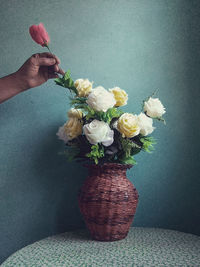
xmin=46 ymin=45 xmax=52 ymax=54
xmin=44 ymin=43 xmax=53 ymax=54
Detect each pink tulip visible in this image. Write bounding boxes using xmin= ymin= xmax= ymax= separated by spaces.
xmin=29 ymin=23 xmax=50 ymax=47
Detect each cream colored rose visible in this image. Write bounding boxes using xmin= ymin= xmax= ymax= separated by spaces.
xmin=86 ymin=86 xmax=116 ymax=112
xmin=137 ymin=113 xmax=155 ymax=136
xmin=83 ymin=119 xmax=114 ymax=146
xmin=144 ymin=97 xmax=166 ymax=118
xmin=117 ymin=113 xmax=140 ymax=138
xmin=74 ymin=79 xmax=93 ymax=97
xmin=109 ymin=87 xmax=128 ymax=107
xmin=56 ymin=118 xmax=83 ymax=143
xmin=67 ymin=108 xmax=83 ymax=119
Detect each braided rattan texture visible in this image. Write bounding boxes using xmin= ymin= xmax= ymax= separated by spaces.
xmin=78 ymin=163 xmax=139 ymax=241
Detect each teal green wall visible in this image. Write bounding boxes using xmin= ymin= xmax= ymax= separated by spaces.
xmin=0 ymin=0 xmax=200 ymax=263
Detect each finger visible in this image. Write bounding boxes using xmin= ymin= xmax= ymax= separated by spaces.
xmin=53 ymin=55 xmax=60 ymax=65
xmin=38 ymin=57 xmax=56 ymax=66
xmin=53 ymin=64 xmax=59 ymax=73
xmin=52 ymin=64 xmax=65 ymax=75
xmin=39 ymin=52 xmax=60 ymax=64
xmin=57 ymin=67 xmax=65 ymax=76
xmin=48 ymin=73 xmax=59 ymax=79
xmin=39 ymin=52 xmax=52 ymax=58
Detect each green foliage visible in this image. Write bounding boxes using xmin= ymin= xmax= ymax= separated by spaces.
xmin=70 ymin=97 xmax=87 ymax=106
xmin=60 ymin=145 xmax=80 ymax=161
xmin=117 ymin=136 xmax=139 ymax=165
xmin=54 ymin=69 xmax=78 ymax=95
xmin=121 ymin=136 xmax=140 ymax=157
xmin=69 ymin=105 xmax=123 ymax=124
xmin=119 ymin=156 xmax=136 ymax=165
xmin=71 ymin=103 xmax=94 ymax=121
xmin=86 ymin=144 xmax=104 ymax=164
xmin=120 ymin=137 xmax=133 ymax=158
xmin=84 ymin=107 xmax=123 ymax=124
xmin=153 ymin=116 xmax=166 ymax=124
xmin=105 ymin=108 xmax=123 ymax=124
xmin=140 ymin=136 xmax=156 ymax=153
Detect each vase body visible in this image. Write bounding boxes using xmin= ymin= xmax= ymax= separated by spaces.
xmin=78 ymin=163 xmax=139 ymax=241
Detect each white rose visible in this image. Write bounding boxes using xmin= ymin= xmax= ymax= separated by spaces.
xmin=83 ymin=119 xmax=114 ymax=146
xmin=137 ymin=113 xmax=155 ymax=136
xmin=74 ymin=79 xmax=93 ymax=97
xmin=56 ymin=124 xmax=69 ymax=143
xmin=144 ymin=97 xmax=166 ymax=118
xmin=86 ymin=86 xmax=116 ymax=112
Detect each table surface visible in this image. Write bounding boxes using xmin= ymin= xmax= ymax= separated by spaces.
xmin=1 ymin=227 xmax=200 ymax=267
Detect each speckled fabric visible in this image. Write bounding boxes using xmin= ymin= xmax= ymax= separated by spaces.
xmin=1 ymin=227 xmax=200 ymax=267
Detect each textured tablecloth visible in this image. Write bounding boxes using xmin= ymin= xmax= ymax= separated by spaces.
xmin=1 ymin=227 xmax=200 ymax=267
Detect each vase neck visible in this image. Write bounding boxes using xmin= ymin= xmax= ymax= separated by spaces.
xmin=87 ymin=163 xmax=132 ymax=179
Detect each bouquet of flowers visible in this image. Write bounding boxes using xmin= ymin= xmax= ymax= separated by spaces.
xmin=55 ymin=72 xmax=165 ymax=164
xmin=29 ymin=23 xmax=166 ymax=165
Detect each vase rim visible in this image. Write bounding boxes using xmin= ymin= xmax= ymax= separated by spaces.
xmin=84 ymin=163 xmax=133 ymax=170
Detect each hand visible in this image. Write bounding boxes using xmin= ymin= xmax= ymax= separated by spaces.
xmin=0 ymin=53 xmax=65 ymax=104
xmin=13 ymin=52 xmax=64 ymax=91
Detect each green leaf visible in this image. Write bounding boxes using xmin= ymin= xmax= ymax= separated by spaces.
xmin=152 ymin=116 xmax=166 ymax=124
xmin=119 ymin=156 xmax=136 ymax=165
xmin=140 ymin=136 xmax=156 ymax=153
xmin=86 ymin=144 xmax=104 ymax=164
xmin=84 ymin=107 xmax=123 ymax=124
xmin=54 ymin=69 xmax=78 ymax=95
xmin=68 ymin=78 xmax=74 ymax=88
xmin=54 ymin=78 xmax=64 ymax=86
xmin=119 ymin=136 xmax=135 ymax=158
xmin=64 ymin=69 xmax=71 ymax=80
xmin=70 ymin=97 xmax=87 ymax=106
xmin=105 ymin=108 xmax=123 ymax=124
xmin=74 ymin=103 xmax=92 ymax=113
xmin=60 ymin=146 xmax=80 ymax=161
xmin=116 ymin=136 xmax=139 ymax=164
xmin=131 ymin=143 xmax=142 ymax=155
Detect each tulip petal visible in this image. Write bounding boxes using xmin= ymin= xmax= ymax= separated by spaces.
xmin=29 ymin=23 xmax=50 ymax=47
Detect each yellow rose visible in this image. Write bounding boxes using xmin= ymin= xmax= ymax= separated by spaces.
xmin=117 ymin=113 xmax=140 ymax=138
xmin=64 ymin=118 xmax=83 ymax=140
xmin=74 ymin=79 xmax=93 ymax=97
xmin=109 ymin=87 xmax=128 ymax=107
xmin=67 ymin=108 xmax=83 ymax=119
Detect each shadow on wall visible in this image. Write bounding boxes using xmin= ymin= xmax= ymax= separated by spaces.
xmin=31 ymin=126 xmax=87 ymax=233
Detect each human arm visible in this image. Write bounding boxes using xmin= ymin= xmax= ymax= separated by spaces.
xmin=0 ymin=53 xmax=64 ymax=104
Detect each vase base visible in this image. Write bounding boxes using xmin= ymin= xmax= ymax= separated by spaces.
xmin=91 ymin=232 xmax=128 ymax=242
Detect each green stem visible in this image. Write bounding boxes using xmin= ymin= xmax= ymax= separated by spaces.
xmin=44 ymin=43 xmax=53 ymax=54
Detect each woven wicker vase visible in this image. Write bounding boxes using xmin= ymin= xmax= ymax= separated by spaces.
xmin=78 ymin=163 xmax=139 ymax=241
